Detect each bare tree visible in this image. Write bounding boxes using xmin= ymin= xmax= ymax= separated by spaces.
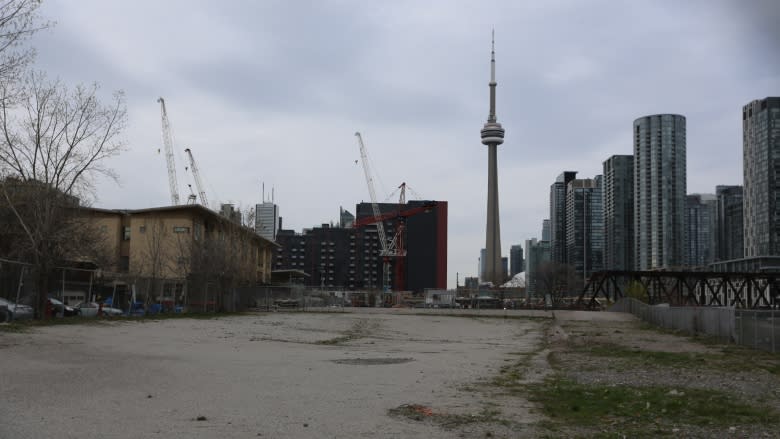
xmin=242 ymin=205 xmax=256 ymax=230
xmin=182 ymin=221 xmax=256 ymax=312
xmin=0 ymin=0 xmax=50 ymax=83
xmin=536 ymin=261 xmax=579 ymax=306
xmin=134 ymin=219 xmax=175 ymax=307
xmin=0 ymin=71 xmax=126 ymax=316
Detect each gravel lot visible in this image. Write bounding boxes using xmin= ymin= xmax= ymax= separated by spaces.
xmin=6 ymin=309 xmax=769 ymax=438
xmin=0 ymin=310 xmax=551 ymax=439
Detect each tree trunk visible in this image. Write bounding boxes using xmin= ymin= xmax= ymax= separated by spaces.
xmin=36 ymin=269 xmax=50 ymax=319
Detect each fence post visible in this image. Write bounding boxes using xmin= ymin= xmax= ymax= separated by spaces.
xmin=754 ymin=311 xmax=758 ymax=349
xmin=203 ymin=283 xmax=208 ymax=313
xmin=772 ymin=309 xmax=776 ymax=354
xmin=15 ymin=266 xmax=24 ymax=305
xmin=738 ymin=310 xmax=743 ymax=345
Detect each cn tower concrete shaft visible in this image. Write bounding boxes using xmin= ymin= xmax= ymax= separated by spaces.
xmin=485 ymin=143 xmax=502 ymax=285
xmin=480 ymin=31 xmax=505 ymax=286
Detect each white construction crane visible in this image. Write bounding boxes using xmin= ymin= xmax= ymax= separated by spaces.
xmin=355 ymin=132 xmax=394 ymax=291
xmin=184 ymin=148 xmax=209 ymax=209
xmin=157 ymin=97 xmax=180 ymax=205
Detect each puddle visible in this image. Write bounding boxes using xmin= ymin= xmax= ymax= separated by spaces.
xmin=331 ymin=357 xmax=415 ymax=365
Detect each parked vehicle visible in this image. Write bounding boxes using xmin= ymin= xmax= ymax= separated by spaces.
xmin=0 ymin=297 xmax=34 ymax=322
xmin=48 ymin=298 xmax=80 ymax=317
xmin=75 ymin=302 xmax=123 ymax=317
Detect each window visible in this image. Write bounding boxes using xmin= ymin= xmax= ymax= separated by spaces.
xmin=100 ymin=225 xmax=108 ymax=233
xmin=139 ymin=225 xmax=146 ymax=233
xmin=194 ymin=224 xmax=202 ymax=241
xmin=123 ymin=226 xmax=131 ymax=241
xmin=173 ymin=226 xmax=190 ymax=234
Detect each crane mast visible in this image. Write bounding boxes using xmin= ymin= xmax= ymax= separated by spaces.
xmin=157 ymin=97 xmax=180 ymax=205
xmin=355 ymin=132 xmax=391 ymax=291
xmin=184 ymin=148 xmax=209 ymax=209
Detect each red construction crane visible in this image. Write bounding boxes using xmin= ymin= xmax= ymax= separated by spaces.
xmin=353 ymin=186 xmax=437 ymax=293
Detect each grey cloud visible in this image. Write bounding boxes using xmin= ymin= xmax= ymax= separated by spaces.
xmin=26 ymin=0 xmax=780 ymax=287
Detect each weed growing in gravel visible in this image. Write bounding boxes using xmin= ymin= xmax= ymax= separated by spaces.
xmin=527 ymin=376 xmax=778 ymax=432
xmin=577 ymin=342 xmax=780 ymax=376
xmin=0 ymin=323 xmax=31 ymax=333
xmin=491 ymin=353 xmax=533 ymax=390
xmin=581 ymin=344 xmax=709 ymax=367
xmin=315 ymin=319 xmax=372 ymax=345
xmin=315 ymin=335 xmax=353 ymax=345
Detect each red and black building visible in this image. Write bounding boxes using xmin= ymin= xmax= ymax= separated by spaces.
xmin=273 ymin=200 xmax=447 ymax=293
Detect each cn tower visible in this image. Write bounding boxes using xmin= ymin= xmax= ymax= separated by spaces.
xmin=480 ymin=31 xmax=505 ymax=286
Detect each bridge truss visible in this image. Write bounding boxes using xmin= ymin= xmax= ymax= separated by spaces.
xmin=577 ymin=271 xmax=780 ymax=310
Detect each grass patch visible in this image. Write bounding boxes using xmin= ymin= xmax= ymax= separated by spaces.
xmin=581 ymin=344 xmax=710 ymax=368
xmin=718 ymin=344 xmax=780 ymax=376
xmin=491 ymin=353 xmax=532 ymax=390
xmin=528 ymin=376 xmax=778 ymax=430
xmin=0 ymin=322 xmax=31 ymax=333
xmin=577 ymin=342 xmax=780 ymax=376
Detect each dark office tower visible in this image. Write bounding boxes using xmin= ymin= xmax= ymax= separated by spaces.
xmin=542 ymin=219 xmax=551 ymax=242
xmin=743 ymin=97 xmax=780 ymax=257
xmin=715 ymin=185 xmax=744 ymax=261
xmin=510 ymin=245 xmax=524 ymax=276
xmin=566 ymin=176 xmax=604 ymax=278
xmin=525 ymin=238 xmax=551 ymax=298
xmin=634 ymin=114 xmax=687 ymax=270
xmin=603 ymin=155 xmax=634 ymax=270
xmin=550 ymin=171 xmax=578 ymax=265
xmin=686 ymin=194 xmax=717 ymax=267
xmin=355 ymin=200 xmax=447 ymax=292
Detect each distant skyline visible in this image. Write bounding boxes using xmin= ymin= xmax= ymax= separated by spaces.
xmin=31 ymin=1 xmax=780 ymax=288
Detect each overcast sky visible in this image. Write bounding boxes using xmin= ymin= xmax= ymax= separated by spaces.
xmin=32 ymin=0 xmax=779 ymax=288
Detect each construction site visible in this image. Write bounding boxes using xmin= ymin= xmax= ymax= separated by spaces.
xmin=142 ymin=104 xmax=454 ymax=308
xmin=0 ymin=98 xmax=460 ymax=318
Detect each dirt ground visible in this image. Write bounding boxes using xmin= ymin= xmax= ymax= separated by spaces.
xmin=0 ymin=310 xmax=551 ymax=439
xmin=2 ymin=309 xmax=777 ymax=438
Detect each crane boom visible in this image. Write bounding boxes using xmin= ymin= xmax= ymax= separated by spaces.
xmin=355 ymin=132 xmax=391 ymax=291
xmin=157 ymin=97 xmax=180 ymax=205
xmin=184 ymin=148 xmax=209 ymax=209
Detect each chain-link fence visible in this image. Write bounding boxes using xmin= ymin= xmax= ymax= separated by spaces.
xmin=2 ymin=258 xmax=405 ymax=317
xmin=0 ymin=258 xmax=140 ymax=317
xmin=611 ymin=298 xmax=735 ymax=342
xmin=0 ymin=258 xmax=35 ymax=310
xmin=232 ymin=287 xmax=384 ymax=311
xmin=612 ymin=298 xmax=780 ymax=352
xmin=735 ymin=309 xmax=780 ymax=353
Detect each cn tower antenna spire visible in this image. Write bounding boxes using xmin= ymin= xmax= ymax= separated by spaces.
xmin=488 ymin=29 xmax=497 ymax=123
xmin=491 ymin=29 xmax=495 ymax=81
